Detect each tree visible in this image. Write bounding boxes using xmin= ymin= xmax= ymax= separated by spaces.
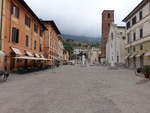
xmin=63 ymin=42 xmax=74 ymax=59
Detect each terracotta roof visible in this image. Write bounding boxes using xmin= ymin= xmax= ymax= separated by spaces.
xmin=123 ymin=0 xmax=149 ymax=22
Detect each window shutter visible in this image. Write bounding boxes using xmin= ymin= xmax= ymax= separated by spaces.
xmin=11 ymin=4 xmax=14 ymax=14
xmin=17 ymin=7 xmax=19 ymax=18
xmin=12 ymin=27 xmax=16 ymax=42
xmin=16 ymin=29 xmax=19 ymax=43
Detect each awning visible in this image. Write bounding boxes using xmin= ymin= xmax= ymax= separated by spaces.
xmin=35 ymin=54 xmax=40 ymax=58
xmin=125 ymin=54 xmax=131 ymax=59
xmin=130 ymin=53 xmax=137 ymax=58
xmin=14 ymin=56 xmax=48 ymax=60
xmin=40 ymin=54 xmax=45 ymax=58
xmin=136 ymin=52 xmax=145 ymax=57
xmin=0 ymin=51 xmax=5 ymax=56
xmin=25 ymin=51 xmax=34 ymax=57
xmin=11 ymin=47 xmax=22 ymax=55
xmin=47 ymin=59 xmax=53 ymax=61
xmin=144 ymin=52 xmax=150 ymax=57
xmin=14 ymin=56 xmax=36 ymax=60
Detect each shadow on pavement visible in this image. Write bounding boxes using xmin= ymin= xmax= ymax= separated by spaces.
xmin=136 ymin=79 xmax=150 ymax=85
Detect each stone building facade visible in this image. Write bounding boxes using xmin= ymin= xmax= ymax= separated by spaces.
xmin=123 ymin=0 xmax=150 ymax=68
xmin=106 ymin=23 xmax=126 ymax=67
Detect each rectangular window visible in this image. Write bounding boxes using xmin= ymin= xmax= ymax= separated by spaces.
xmin=40 ymin=43 xmax=42 ymax=52
xmin=133 ymin=32 xmax=136 ymax=41
xmin=25 ymin=15 xmax=31 ymax=27
xmin=140 ymin=28 xmax=143 ymax=38
xmin=127 ymin=21 xmax=130 ymax=29
xmin=127 ymin=33 xmax=130 ymax=43
xmin=12 ymin=4 xmax=19 ymax=18
xmin=40 ymin=29 xmax=43 ymax=37
xmin=25 ymin=35 xmax=29 ymax=47
xmin=132 ymin=16 xmax=136 ymax=26
xmin=12 ymin=27 xmax=19 ymax=43
xmin=128 ymin=49 xmax=130 ymax=53
xmin=34 ymin=40 xmax=36 ymax=49
xmin=34 ymin=23 xmax=38 ymax=33
xmin=139 ymin=11 xmax=143 ymax=20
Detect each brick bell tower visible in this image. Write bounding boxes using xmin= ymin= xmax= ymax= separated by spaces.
xmin=101 ymin=10 xmax=114 ymax=61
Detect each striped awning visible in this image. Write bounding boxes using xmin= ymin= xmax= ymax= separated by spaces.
xmin=144 ymin=52 xmax=150 ymax=57
xmin=11 ymin=47 xmax=22 ymax=55
xmin=14 ymin=56 xmax=48 ymax=60
xmin=125 ymin=54 xmax=131 ymax=59
xmin=14 ymin=56 xmax=37 ymax=60
xmin=35 ymin=54 xmax=40 ymax=58
xmin=25 ymin=51 xmax=34 ymax=57
xmin=130 ymin=53 xmax=137 ymax=58
xmin=136 ymin=51 xmax=145 ymax=57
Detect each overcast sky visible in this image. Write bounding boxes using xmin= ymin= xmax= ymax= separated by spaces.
xmin=25 ymin=0 xmax=142 ymax=38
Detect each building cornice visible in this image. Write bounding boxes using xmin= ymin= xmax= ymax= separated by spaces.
xmin=123 ymin=0 xmax=149 ymax=22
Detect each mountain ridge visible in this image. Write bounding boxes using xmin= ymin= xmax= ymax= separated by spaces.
xmin=62 ymin=34 xmax=100 ymax=43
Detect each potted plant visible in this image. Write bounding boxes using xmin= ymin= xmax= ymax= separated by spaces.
xmin=142 ymin=66 xmax=150 ymax=79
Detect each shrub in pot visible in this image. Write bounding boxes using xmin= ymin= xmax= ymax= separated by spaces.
xmin=142 ymin=65 xmax=150 ymax=79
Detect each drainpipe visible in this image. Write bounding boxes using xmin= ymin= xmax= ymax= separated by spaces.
xmin=0 ymin=0 xmax=4 ymax=50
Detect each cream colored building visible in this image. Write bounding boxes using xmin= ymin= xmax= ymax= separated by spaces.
xmin=106 ymin=23 xmax=126 ymax=67
xmin=63 ymin=50 xmax=69 ymax=62
xmin=88 ymin=47 xmax=101 ymax=64
xmin=58 ymin=36 xmax=64 ymax=62
xmin=123 ymin=0 xmax=150 ymax=68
